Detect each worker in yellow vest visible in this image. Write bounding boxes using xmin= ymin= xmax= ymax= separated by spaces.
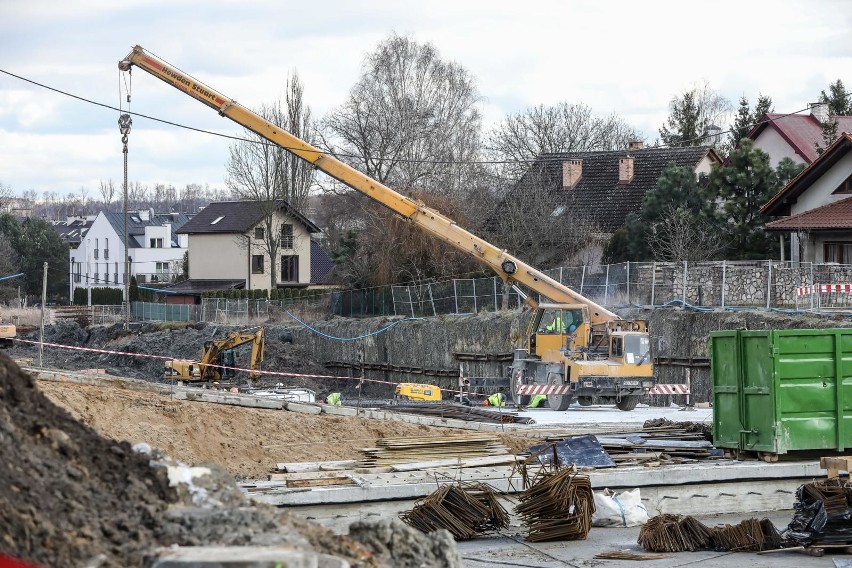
xmin=528 ymin=394 xmax=548 ymax=408
xmin=484 ymin=392 xmax=506 ymax=407
xmin=326 ymin=392 xmax=342 ymax=406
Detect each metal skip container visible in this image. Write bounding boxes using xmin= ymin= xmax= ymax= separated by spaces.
xmin=711 ymin=329 xmax=852 ymax=456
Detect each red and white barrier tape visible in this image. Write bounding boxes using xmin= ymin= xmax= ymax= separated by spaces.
xmin=649 ymin=383 xmax=690 ymax=395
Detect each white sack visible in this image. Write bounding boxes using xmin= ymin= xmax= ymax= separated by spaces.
xmin=591 ymin=488 xmax=649 ymax=527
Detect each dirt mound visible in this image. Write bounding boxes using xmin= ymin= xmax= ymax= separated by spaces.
xmin=0 ymin=351 xmax=176 ymax=566
xmin=0 ymin=353 xmax=462 ymax=567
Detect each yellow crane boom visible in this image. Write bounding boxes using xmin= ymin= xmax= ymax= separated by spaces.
xmin=118 ymin=45 xmax=617 ymax=324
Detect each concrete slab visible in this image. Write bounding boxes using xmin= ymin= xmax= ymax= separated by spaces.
xmin=320 ymin=404 xmax=357 ymax=416
xmin=286 ymin=402 xmax=323 ymax=414
xmin=150 ymin=545 xmax=349 ymax=568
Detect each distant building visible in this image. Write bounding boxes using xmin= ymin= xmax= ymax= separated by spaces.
xmin=69 ymin=209 xmax=191 ymax=300
xmin=745 ymin=103 xmax=852 ymax=167
xmin=53 ymin=215 xmax=95 ymax=248
xmin=167 ymin=200 xmax=332 ymax=303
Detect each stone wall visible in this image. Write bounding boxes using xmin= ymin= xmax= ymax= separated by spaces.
xmin=283 ymin=308 xmax=852 ymax=403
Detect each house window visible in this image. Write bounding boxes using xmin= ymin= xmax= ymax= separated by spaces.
xmin=824 ymin=242 xmax=852 ymax=264
xmin=94 ymin=238 xmax=99 ymax=259
xmin=94 ymin=270 xmax=99 ymax=283
xmin=104 ymin=238 xmax=109 ymax=260
xmin=150 ymin=238 xmax=163 ymax=248
xmin=114 ymin=261 xmax=119 ymax=285
xmin=281 ymin=255 xmax=299 ymax=282
xmin=74 ymin=263 xmax=81 ymax=283
xmin=252 ymin=255 xmax=265 ymax=274
xmin=255 ymin=227 xmax=265 ymax=240
xmin=832 ymin=173 xmax=852 ymax=195
xmin=280 ymin=224 xmax=294 ymax=248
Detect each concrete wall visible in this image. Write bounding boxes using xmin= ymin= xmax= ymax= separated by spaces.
xmin=283 ymin=308 xmax=852 ymax=403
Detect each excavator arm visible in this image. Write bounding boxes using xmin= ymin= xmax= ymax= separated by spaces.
xmin=118 ymin=46 xmax=618 ymax=325
xmin=199 ymin=327 xmax=266 ymax=380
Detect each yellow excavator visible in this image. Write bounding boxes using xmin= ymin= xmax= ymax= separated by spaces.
xmin=120 ymin=46 xmax=655 ymax=410
xmin=163 ymin=326 xmax=266 ymax=383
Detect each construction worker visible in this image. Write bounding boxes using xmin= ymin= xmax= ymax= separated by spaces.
xmin=484 ymin=392 xmax=506 ymax=407
xmin=325 ymin=392 xmax=342 ymax=406
xmin=528 ymin=394 xmax=548 ymax=408
xmin=545 ymin=312 xmax=565 ymax=333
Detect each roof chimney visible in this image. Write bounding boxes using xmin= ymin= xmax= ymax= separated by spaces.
xmin=628 ymin=140 xmax=644 ymax=150
xmin=810 ymin=102 xmax=829 ymax=124
xmin=619 ymin=156 xmax=634 ymax=184
xmin=562 ymin=159 xmax=582 ymax=189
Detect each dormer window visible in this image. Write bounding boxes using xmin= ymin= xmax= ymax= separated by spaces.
xmin=211 ymin=216 xmax=225 ymax=225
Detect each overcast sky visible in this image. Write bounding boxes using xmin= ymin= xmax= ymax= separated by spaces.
xmin=1 ymin=0 xmax=850 ymax=198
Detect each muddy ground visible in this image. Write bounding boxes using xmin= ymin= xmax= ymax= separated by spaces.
xmin=0 ymin=352 xmax=465 ymax=567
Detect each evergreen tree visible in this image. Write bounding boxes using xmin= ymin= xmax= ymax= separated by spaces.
xmin=727 ymin=94 xmax=773 ymax=152
xmin=707 ymin=140 xmax=779 ymax=259
xmin=819 ymin=79 xmax=851 ymax=115
xmin=0 ymin=214 xmax=69 ymax=298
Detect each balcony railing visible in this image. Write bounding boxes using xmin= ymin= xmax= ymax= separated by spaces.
xmin=135 ymin=273 xmax=175 ymax=284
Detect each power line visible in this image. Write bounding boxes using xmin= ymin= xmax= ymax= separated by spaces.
xmin=2 ymin=66 xmax=851 ymax=167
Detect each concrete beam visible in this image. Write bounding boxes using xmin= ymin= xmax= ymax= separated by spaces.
xmin=149 ymin=545 xmax=349 ymax=568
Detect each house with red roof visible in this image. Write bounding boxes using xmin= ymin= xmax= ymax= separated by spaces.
xmin=746 ymin=103 xmax=852 ymax=167
xmin=762 ymin=132 xmax=852 ymax=263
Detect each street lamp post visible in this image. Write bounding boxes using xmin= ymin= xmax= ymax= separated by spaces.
xmin=119 ymin=113 xmax=132 ymax=326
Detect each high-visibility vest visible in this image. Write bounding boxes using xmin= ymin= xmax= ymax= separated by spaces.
xmin=487 ymin=393 xmax=506 ymax=407
xmin=326 ymin=392 xmax=342 ymax=406
xmin=546 ymin=318 xmax=564 ymax=333
xmin=528 ymin=394 xmax=547 ymax=408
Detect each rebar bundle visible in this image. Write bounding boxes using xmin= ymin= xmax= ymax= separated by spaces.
xmin=637 ymin=514 xmax=712 ymax=552
xmin=787 ymin=477 xmax=852 ymax=546
xmin=400 ymin=482 xmax=509 ymax=540
xmin=709 ymin=518 xmax=783 ymax=552
xmin=515 ymin=468 xmax=595 ymax=542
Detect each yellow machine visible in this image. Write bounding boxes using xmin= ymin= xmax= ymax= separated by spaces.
xmin=120 ymin=46 xmax=656 ymax=410
xmin=0 ymin=322 xmax=15 ymax=349
xmin=164 ymin=326 xmax=265 ymax=383
xmin=394 ymin=383 xmax=442 ymax=402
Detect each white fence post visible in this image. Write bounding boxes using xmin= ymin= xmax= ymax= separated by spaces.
xmin=472 ymin=279 xmax=478 ymax=313
xmin=626 ymin=261 xmax=630 ymax=305
xmin=682 ymin=261 xmax=687 ymax=305
xmin=604 ymin=264 xmax=610 ymax=305
xmin=650 ymin=262 xmax=656 ymax=306
xmin=766 ymin=260 xmax=772 ymax=309
xmin=580 ymin=265 xmax=586 ymax=295
xmin=721 ymin=260 xmax=726 ymax=308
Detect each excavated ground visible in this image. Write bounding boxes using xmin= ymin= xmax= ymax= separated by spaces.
xmin=0 ymin=352 xmax=465 ymax=567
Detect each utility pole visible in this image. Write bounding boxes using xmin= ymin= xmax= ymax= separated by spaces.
xmin=119 ymin=113 xmax=132 ymax=327
xmin=39 ymin=261 xmax=47 ymax=367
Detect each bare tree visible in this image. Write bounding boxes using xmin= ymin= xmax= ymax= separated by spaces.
xmin=226 ymin=72 xmax=316 ymax=290
xmin=0 ymin=181 xmax=13 ymax=211
xmin=98 ymin=179 xmax=116 ymax=205
xmin=486 ymin=103 xmax=641 ymax=181
xmin=659 ymin=80 xmax=732 ymax=150
xmin=488 ymin=165 xmax=605 ymax=270
xmin=321 ymin=33 xmax=482 ymax=199
xmin=647 ymin=204 xmax=726 ymax=261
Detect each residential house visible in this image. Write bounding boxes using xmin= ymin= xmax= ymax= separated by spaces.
xmin=508 ymin=143 xmax=721 ymax=265
xmin=69 ymin=209 xmax=190 ymax=300
xmin=745 ymin=103 xmax=852 ymax=167
xmin=168 ymin=200 xmax=327 ymax=303
xmin=762 ymin=132 xmax=852 ymax=263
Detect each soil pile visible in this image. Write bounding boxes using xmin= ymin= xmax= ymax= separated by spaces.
xmin=0 ymin=351 xmax=176 ymax=566
xmin=0 ymin=353 xmax=464 ymax=567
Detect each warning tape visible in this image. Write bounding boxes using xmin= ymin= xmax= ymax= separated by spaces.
xmin=797 ymin=284 xmax=852 ymax=296
xmin=516 ymin=384 xmax=571 ymax=395
xmin=14 ymin=337 xmax=477 ymax=396
xmin=649 ymin=384 xmax=690 ymax=395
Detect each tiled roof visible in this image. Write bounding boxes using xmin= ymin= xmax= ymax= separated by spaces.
xmin=177 ymin=200 xmax=319 ymax=235
xmin=765 ymin=196 xmax=852 ymax=231
xmin=165 ymin=279 xmax=244 ymax=295
xmin=747 ymin=113 xmax=852 ymax=164
xmin=310 ymin=240 xmax=335 ymax=285
xmin=510 ymin=146 xmax=718 ymax=233
xmin=103 ymin=211 xmax=191 ymax=248
xmin=761 ymin=132 xmax=852 ymax=216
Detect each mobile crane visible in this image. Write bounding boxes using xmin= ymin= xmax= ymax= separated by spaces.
xmin=120 ymin=46 xmax=656 ymax=410
xmin=163 ymin=326 xmax=266 ymax=384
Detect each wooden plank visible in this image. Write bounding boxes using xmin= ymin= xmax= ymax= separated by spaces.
xmin=286 ymin=476 xmax=356 ymax=488
xmin=390 ymin=454 xmax=519 ymax=472
xmin=819 ymin=456 xmax=852 ymax=478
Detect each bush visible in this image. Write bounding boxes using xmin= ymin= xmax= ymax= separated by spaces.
xmin=73 ymin=287 xmax=123 ymax=305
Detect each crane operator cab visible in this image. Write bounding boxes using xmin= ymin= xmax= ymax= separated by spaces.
xmin=530 ymin=306 xmax=588 ymax=360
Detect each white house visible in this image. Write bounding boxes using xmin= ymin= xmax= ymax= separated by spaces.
xmin=762 ymin=132 xmax=852 ymax=263
xmin=167 ymin=200 xmax=327 ymax=302
xmin=69 ymin=209 xmax=190 ymax=300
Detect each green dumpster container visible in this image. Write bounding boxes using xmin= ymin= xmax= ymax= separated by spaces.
xmin=711 ymin=328 xmax=852 ymax=457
